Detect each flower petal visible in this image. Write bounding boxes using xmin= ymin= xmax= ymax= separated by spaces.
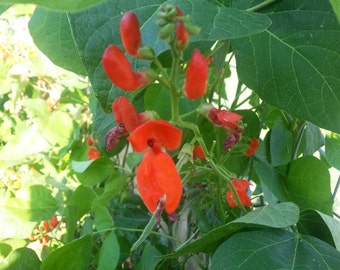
xmin=136 ymin=150 xmax=182 ymax=213
xmin=112 ymin=96 xmax=142 ymax=132
xmin=120 ymin=11 xmax=142 ymax=56
xmin=128 ymin=120 xmax=182 ymax=152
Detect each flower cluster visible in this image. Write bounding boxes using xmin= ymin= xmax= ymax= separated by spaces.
xmin=28 ymin=215 xmax=59 ymax=247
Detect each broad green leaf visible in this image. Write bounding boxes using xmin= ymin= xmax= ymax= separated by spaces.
xmin=41 ymin=235 xmax=92 ymax=270
xmin=29 ymin=8 xmax=86 ymax=75
xmin=92 ymin=175 xmax=127 ymax=208
xmin=330 ymin=0 xmax=340 ymax=22
xmin=283 ymin=156 xmax=333 ymax=215
xmin=325 ymin=132 xmax=340 ymax=170
xmin=98 ymin=231 xmax=120 ymax=270
xmin=298 ymin=209 xmax=340 ymax=251
xmin=135 ymin=244 xmax=162 ymax=270
xmin=2 ymin=247 xmax=41 ymax=270
xmin=65 ymin=185 xmax=94 ymax=242
xmin=0 ymin=4 xmax=10 ymax=14
xmin=270 ymin=119 xmax=293 ymax=166
xmin=93 ymin=206 xmax=114 ymax=231
xmin=5 ymin=185 xmax=58 ymax=221
xmin=0 ymin=243 xmax=11 ymax=261
xmin=253 ymin=159 xmax=288 ymax=202
xmin=67 ymin=0 xmax=270 ymax=111
xmin=0 ymin=0 xmax=105 ymax=11
xmin=211 ymin=229 xmax=340 ymax=269
xmin=232 ymin=0 xmax=340 ymax=133
xmin=43 ymin=111 xmax=75 ymax=147
xmin=303 ymin=122 xmax=324 ymax=155
xmin=0 ymin=208 xmax=36 ymax=239
xmin=72 ymin=158 xmax=113 ymax=186
xmin=166 ymin=202 xmax=299 ymax=257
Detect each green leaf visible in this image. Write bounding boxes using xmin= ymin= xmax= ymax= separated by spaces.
xmin=0 ymin=4 xmax=10 ymax=15
xmin=166 ymin=202 xmax=299 ymax=257
xmin=303 ymin=122 xmax=324 ymax=155
xmin=298 ymin=209 xmax=340 ymax=251
xmin=65 ymin=185 xmax=94 ymax=242
xmin=5 ymin=185 xmax=58 ymax=222
xmin=253 ymin=159 xmax=288 ymax=203
xmin=325 ymin=132 xmax=340 ymax=170
xmin=232 ymin=0 xmax=340 ymax=133
xmin=0 ymin=208 xmax=36 ymax=239
xmin=0 ymin=0 xmax=105 ymax=11
xmin=98 ymin=231 xmax=120 ymax=270
xmin=41 ymin=235 xmax=92 ymax=270
xmin=330 ymin=0 xmax=340 ymax=22
xmin=0 ymin=243 xmax=11 ymax=261
xmin=2 ymin=247 xmax=41 ymax=270
xmin=92 ymin=175 xmax=127 ymax=208
xmin=211 ymin=229 xmax=340 ymax=269
xmin=283 ymin=156 xmax=333 ymax=215
xmin=43 ymin=111 xmax=75 ymax=147
xmin=93 ymin=206 xmax=114 ymax=231
xmin=135 ymin=244 xmax=162 ymax=270
xmin=72 ymin=158 xmax=113 ymax=186
xmin=66 ymin=0 xmax=270 ymax=111
xmin=270 ymin=119 xmax=293 ymax=166
xmin=29 ymin=8 xmax=86 ymax=75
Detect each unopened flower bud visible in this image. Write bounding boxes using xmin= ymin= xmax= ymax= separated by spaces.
xmin=158 ymin=23 xmax=176 ymax=39
xmin=120 ymin=11 xmax=142 ymax=57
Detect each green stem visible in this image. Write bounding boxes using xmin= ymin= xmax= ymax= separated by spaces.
xmin=247 ymin=0 xmax=278 ymax=12
xmin=292 ymin=121 xmax=306 ymax=160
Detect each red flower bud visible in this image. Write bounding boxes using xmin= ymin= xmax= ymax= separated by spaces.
xmin=120 ymin=11 xmax=142 ymax=57
xmin=176 ymin=20 xmax=189 ymax=50
xmin=49 ymin=215 xmax=58 ymax=228
xmin=43 ymin=220 xmax=50 ymax=232
xmin=183 ymin=49 xmax=208 ymax=100
xmin=193 ymin=145 xmax=205 ymax=160
xmin=102 ymin=45 xmax=151 ymax=90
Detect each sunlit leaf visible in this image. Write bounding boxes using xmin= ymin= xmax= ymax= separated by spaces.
xmin=98 ymin=231 xmax=120 ymax=270
xmin=211 ymin=229 xmax=340 ymax=269
xmin=2 ymin=247 xmax=41 ymax=270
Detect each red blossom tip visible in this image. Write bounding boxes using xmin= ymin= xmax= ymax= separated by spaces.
xmin=102 ymin=45 xmax=150 ymax=90
xmin=120 ymin=11 xmax=142 ymax=56
xmin=183 ymin=49 xmax=208 ymax=100
xmin=87 ymin=148 xmax=100 ymax=160
xmin=246 ymin=138 xmax=260 ymax=156
xmin=136 ymin=150 xmax=182 ymax=213
xmin=112 ymin=96 xmax=143 ymax=132
xmin=176 ymin=20 xmax=189 ymax=50
xmin=128 ymin=120 xmax=182 ymax=152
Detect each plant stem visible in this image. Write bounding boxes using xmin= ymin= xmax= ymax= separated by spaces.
xmin=247 ymin=0 xmax=277 ymax=12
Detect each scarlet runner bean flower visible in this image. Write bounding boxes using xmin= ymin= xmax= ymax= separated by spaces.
xmin=199 ymin=104 xmax=244 ymax=150
xmin=102 ymin=45 xmax=152 ymax=90
xmin=246 ymin=138 xmax=260 ymax=156
xmin=193 ymin=145 xmax=206 ymax=160
xmin=88 ymin=148 xmax=100 ymax=160
xmin=128 ymin=120 xmax=183 ymax=213
xmin=176 ymin=20 xmax=189 ymax=50
xmin=106 ymin=96 xmax=151 ymax=151
xmin=183 ymin=49 xmax=208 ymax=100
xmin=120 ymin=11 xmax=142 ymax=57
xmin=226 ymin=178 xmax=252 ymax=208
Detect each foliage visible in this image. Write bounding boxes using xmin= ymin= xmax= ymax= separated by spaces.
xmin=1 ymin=1 xmax=340 ymax=269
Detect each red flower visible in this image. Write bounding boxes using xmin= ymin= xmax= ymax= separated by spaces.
xmin=193 ymin=145 xmax=206 ymax=160
xmin=226 ymin=179 xmax=252 ymax=208
xmin=43 ymin=220 xmax=50 ymax=232
xmin=208 ymin=107 xmax=243 ymax=130
xmin=102 ymin=45 xmax=151 ymax=90
xmin=120 ymin=11 xmax=142 ymax=57
xmin=136 ymin=150 xmax=182 ymax=213
xmin=176 ymin=20 xmax=189 ymax=50
xmin=128 ymin=120 xmax=182 ymax=153
xmin=112 ymin=96 xmax=145 ymax=132
xmin=86 ymin=137 xmax=94 ymax=146
xmin=88 ymin=148 xmax=100 ymax=160
xmin=246 ymin=138 xmax=259 ymax=156
xmin=183 ymin=49 xmax=208 ymax=100
xmin=49 ymin=215 xmax=58 ymax=228
xmin=128 ymin=120 xmax=183 ymax=213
